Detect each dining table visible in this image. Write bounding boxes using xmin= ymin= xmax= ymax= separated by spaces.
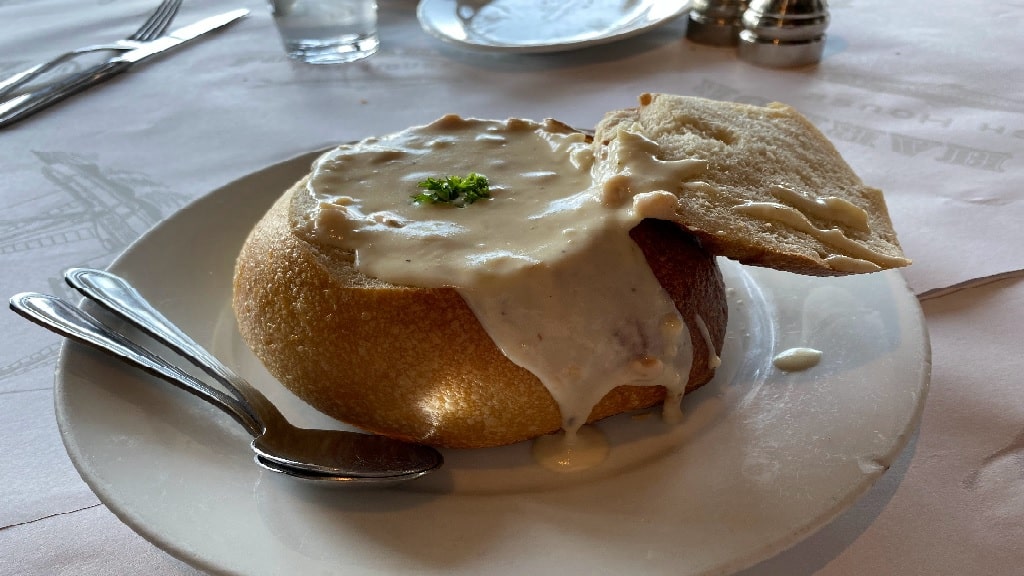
xmin=1 ymin=0 xmax=1022 ymax=574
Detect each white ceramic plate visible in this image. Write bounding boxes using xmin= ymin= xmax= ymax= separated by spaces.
xmin=55 ymin=151 xmax=929 ymax=576
xmin=416 ymin=0 xmax=693 ymax=53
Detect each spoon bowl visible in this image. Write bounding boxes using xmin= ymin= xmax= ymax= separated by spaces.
xmin=254 ymin=454 xmax=436 ymax=485
xmin=251 ymin=423 xmax=442 ymax=479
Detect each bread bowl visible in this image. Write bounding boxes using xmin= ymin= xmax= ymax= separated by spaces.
xmin=233 ymin=95 xmax=908 ymax=449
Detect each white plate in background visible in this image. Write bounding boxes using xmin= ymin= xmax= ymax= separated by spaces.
xmin=417 ymin=0 xmax=693 ymax=53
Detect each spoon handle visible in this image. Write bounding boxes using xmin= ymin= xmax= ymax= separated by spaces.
xmin=9 ymin=292 xmax=260 ymax=435
xmin=64 ymin=268 xmax=287 ymax=435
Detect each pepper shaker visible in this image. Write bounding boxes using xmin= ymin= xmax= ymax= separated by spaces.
xmin=686 ymin=0 xmax=749 ymax=46
xmin=737 ymin=0 xmax=830 ymax=67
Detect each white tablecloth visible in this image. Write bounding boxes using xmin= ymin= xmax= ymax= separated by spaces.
xmin=1 ymin=1 xmax=1022 ymax=574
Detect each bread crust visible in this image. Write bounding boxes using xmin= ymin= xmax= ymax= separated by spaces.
xmin=233 ymin=178 xmax=727 ymax=448
xmin=594 ymin=93 xmax=910 ymax=276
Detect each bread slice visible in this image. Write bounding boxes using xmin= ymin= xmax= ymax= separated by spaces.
xmin=232 ymin=178 xmax=727 ymax=449
xmin=594 ymin=93 xmax=910 ymax=276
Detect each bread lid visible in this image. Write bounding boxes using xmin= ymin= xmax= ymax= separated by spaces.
xmin=593 ymin=93 xmax=910 ymax=276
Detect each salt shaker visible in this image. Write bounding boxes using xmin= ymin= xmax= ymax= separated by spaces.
xmin=737 ymin=0 xmax=830 ymax=67
xmin=686 ymin=0 xmax=749 ymax=46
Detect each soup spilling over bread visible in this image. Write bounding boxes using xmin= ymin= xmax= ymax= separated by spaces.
xmin=232 ymin=93 xmax=908 ymax=452
xmin=303 ymin=115 xmax=712 ymax=440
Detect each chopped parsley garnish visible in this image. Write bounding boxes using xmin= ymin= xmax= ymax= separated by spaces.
xmin=412 ymin=173 xmax=490 ymax=207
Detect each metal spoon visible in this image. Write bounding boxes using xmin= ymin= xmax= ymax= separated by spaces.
xmin=62 ymin=267 xmax=442 ymax=480
xmin=11 ymin=290 xmax=443 ymax=484
xmin=11 ymin=273 xmax=442 ymax=484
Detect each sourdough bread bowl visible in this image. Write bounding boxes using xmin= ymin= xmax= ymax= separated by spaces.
xmin=233 ymin=94 xmax=908 ymax=449
xmin=233 ymin=176 xmax=727 ymax=449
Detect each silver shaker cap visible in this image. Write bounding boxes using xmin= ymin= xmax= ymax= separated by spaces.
xmin=738 ymin=0 xmax=830 ymax=67
xmin=686 ymin=0 xmax=750 ymax=46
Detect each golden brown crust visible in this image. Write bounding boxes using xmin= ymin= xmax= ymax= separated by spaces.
xmin=233 ymin=180 xmax=727 ymax=448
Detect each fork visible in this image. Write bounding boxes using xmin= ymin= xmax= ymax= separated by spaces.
xmin=0 ymin=0 xmax=182 ymax=100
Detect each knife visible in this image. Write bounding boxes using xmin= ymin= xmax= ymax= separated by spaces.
xmin=0 ymin=8 xmax=249 ymax=129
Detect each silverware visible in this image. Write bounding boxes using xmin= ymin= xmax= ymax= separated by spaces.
xmin=9 ymin=269 xmax=443 ymax=485
xmin=0 ymin=8 xmax=249 ymax=130
xmin=0 ymin=0 xmax=182 ymax=100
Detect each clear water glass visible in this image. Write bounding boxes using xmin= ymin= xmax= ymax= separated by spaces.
xmin=270 ymin=0 xmax=379 ymax=64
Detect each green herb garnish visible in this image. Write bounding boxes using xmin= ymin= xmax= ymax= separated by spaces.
xmin=412 ymin=173 xmax=490 ymax=207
